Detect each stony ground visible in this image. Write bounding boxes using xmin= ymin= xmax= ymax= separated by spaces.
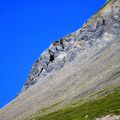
xmin=0 ymin=0 xmax=120 ymax=120
xmin=96 ymin=115 xmax=120 ymax=120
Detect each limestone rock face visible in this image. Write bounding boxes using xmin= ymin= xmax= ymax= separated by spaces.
xmin=22 ymin=0 xmax=120 ymax=91
xmin=0 ymin=0 xmax=120 ymax=120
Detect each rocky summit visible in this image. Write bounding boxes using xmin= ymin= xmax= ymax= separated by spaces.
xmin=0 ymin=0 xmax=120 ymax=120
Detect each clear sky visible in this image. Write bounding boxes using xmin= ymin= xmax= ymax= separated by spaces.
xmin=0 ymin=0 xmax=106 ymax=108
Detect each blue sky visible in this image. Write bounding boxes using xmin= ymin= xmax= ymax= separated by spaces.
xmin=0 ymin=0 xmax=106 ymax=108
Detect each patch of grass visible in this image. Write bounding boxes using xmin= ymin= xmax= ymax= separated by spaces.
xmin=34 ymin=100 xmax=64 ymax=119
xmin=34 ymin=89 xmax=120 ymax=120
xmin=40 ymin=101 xmax=64 ymax=113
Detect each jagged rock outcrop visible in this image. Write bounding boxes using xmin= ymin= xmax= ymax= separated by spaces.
xmin=23 ymin=0 xmax=120 ymax=91
xmin=0 ymin=0 xmax=120 ymax=120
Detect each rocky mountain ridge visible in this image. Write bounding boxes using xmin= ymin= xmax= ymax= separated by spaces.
xmin=22 ymin=0 xmax=120 ymax=91
xmin=0 ymin=0 xmax=120 ymax=120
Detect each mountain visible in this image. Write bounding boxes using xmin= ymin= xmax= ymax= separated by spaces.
xmin=0 ymin=0 xmax=120 ymax=120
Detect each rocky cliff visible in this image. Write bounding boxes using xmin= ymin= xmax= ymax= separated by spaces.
xmin=0 ymin=0 xmax=120 ymax=120
xmin=22 ymin=0 xmax=120 ymax=91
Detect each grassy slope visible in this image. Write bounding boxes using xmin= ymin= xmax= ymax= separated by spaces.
xmin=34 ymin=89 xmax=120 ymax=120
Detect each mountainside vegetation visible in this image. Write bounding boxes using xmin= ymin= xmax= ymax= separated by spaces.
xmin=34 ymin=88 xmax=120 ymax=120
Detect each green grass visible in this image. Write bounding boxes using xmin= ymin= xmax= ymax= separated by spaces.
xmin=41 ymin=101 xmax=63 ymax=112
xmin=34 ymin=89 xmax=120 ymax=120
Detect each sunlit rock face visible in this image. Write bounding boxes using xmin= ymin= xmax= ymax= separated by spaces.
xmin=1 ymin=1 xmax=120 ymax=120
xmin=22 ymin=0 xmax=120 ymax=91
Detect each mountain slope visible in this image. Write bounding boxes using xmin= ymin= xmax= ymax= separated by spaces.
xmin=0 ymin=0 xmax=120 ymax=120
xmin=32 ymin=89 xmax=120 ymax=120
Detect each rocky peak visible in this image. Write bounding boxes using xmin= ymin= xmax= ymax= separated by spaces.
xmin=22 ymin=0 xmax=120 ymax=91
